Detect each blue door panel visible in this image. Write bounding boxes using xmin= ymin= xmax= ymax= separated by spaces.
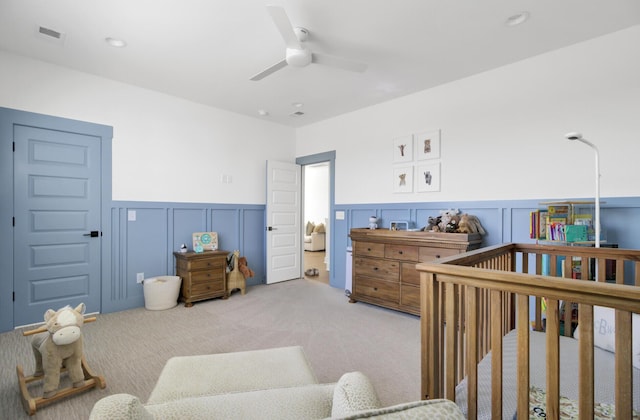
xmin=14 ymin=124 xmax=101 ymax=325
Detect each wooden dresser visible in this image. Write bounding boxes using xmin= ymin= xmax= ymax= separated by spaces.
xmin=173 ymin=251 xmax=228 ymax=307
xmin=349 ymin=229 xmax=482 ymax=315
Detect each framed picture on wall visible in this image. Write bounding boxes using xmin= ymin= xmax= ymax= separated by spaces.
xmin=416 ymin=162 xmax=440 ymax=192
xmin=415 ymin=129 xmax=440 ymax=160
xmin=393 ymin=165 xmax=414 ymax=193
xmin=392 ymin=135 xmax=413 ymax=163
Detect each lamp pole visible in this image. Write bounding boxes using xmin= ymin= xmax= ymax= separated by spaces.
xmin=565 ymin=132 xmax=600 ymax=248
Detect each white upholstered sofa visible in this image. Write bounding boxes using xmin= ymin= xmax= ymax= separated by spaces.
xmin=304 ymin=221 xmax=326 ymax=251
xmin=89 ymin=346 xmax=463 ymax=419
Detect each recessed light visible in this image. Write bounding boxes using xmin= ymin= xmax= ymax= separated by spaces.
xmin=258 ymin=109 xmax=269 ymax=116
xmin=105 ymin=37 xmax=127 ymax=48
xmin=292 ymin=102 xmax=304 ymax=108
xmin=505 ymin=11 xmax=530 ymax=27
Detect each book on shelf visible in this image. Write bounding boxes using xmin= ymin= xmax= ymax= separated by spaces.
xmin=565 ymin=225 xmax=588 ymax=242
xmin=529 ymin=210 xmax=548 ymax=240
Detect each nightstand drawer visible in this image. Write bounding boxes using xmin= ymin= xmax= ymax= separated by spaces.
xmin=191 ymin=278 xmax=225 ymax=296
xmin=188 ymin=258 xmax=225 ymax=271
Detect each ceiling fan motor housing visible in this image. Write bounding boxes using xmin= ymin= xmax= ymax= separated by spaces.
xmin=286 ymin=47 xmax=312 ymax=67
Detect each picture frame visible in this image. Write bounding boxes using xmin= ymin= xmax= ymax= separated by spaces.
xmin=414 ymin=129 xmax=441 ymax=160
xmin=192 ymin=232 xmax=218 ymax=252
xmin=392 ymin=135 xmax=413 ymax=163
xmin=416 ymin=162 xmax=440 ymax=192
xmin=393 ymin=165 xmax=413 ymax=193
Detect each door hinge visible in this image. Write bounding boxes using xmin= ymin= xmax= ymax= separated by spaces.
xmin=13 ymin=292 xmax=15 ymax=301
xmin=13 ymin=141 xmax=15 ymax=152
xmin=12 ymin=217 xmax=15 ymax=227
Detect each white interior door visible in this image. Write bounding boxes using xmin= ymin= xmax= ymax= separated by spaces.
xmin=266 ymin=160 xmax=301 ymax=284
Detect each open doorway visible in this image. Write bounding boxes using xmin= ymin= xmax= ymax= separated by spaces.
xmin=302 ymin=162 xmax=329 ymax=284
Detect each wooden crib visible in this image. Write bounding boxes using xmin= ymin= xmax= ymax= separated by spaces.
xmin=416 ymin=243 xmax=640 ymax=419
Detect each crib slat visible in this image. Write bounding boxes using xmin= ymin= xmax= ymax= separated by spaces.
xmin=467 ymin=287 xmax=479 ymax=420
xmin=516 ymin=294 xmax=530 ymax=420
xmin=445 ymin=282 xmax=458 ymax=401
xmin=490 ymin=290 xmax=503 ymax=420
xmin=546 ymin=299 xmax=560 ymax=419
xmin=577 ymin=304 xmax=594 ymax=419
xmin=615 ymin=310 xmax=633 ymax=418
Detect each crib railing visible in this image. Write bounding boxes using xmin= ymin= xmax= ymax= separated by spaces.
xmin=417 ymin=243 xmax=640 ymax=420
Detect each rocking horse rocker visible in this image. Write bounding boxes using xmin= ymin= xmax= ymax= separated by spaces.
xmin=16 ymin=303 xmax=106 ymax=415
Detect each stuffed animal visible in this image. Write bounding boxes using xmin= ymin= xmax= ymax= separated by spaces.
xmin=31 ymin=303 xmax=87 ymax=398
xmin=438 ymin=208 xmax=460 ymax=232
xmin=424 ymin=216 xmax=441 ymax=232
xmin=458 ymin=213 xmax=486 ymax=235
xmin=238 ymin=256 xmax=255 ymax=278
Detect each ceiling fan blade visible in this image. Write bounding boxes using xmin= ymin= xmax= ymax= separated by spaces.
xmin=312 ymin=53 xmax=368 ymax=73
xmin=249 ymin=59 xmax=288 ymax=81
xmin=266 ymin=5 xmax=301 ymax=50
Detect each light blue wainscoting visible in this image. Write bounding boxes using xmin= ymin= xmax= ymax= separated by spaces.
xmin=104 ymin=201 xmax=265 ymax=313
xmin=329 ymin=196 xmax=640 ymax=290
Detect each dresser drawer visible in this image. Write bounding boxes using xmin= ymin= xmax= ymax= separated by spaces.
xmin=400 ymin=284 xmax=420 ymax=310
xmin=419 ymin=247 xmax=460 ymax=262
xmin=354 ymin=257 xmax=399 ymax=280
xmin=354 ymin=241 xmax=384 ymax=258
xmin=401 ymin=262 xmax=420 ymax=285
xmin=355 ymin=277 xmax=399 ymax=303
xmin=385 ymin=244 xmax=418 ymax=261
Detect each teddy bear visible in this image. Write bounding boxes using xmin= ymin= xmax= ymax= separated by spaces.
xmin=31 ymin=303 xmax=87 ymax=398
xmin=438 ymin=208 xmax=460 ymax=232
xmin=424 ymin=216 xmax=441 ymax=232
xmin=238 ymin=256 xmax=255 ymax=278
xmin=458 ymin=213 xmax=486 ymax=235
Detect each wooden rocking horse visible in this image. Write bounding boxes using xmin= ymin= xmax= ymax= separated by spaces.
xmin=16 ymin=303 xmax=106 ymax=415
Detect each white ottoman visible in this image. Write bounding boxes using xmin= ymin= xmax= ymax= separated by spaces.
xmin=147 ymin=346 xmax=318 ymax=404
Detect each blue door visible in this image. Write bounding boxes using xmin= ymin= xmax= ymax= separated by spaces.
xmin=13 ymin=124 xmax=102 ymax=326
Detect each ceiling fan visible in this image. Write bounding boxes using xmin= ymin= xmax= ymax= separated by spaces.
xmin=250 ymin=5 xmax=368 ymax=81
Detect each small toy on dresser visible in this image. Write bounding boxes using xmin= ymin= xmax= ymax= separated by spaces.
xmin=423 ymin=209 xmax=485 ymax=235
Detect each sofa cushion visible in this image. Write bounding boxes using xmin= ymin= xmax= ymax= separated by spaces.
xmin=331 ymin=399 xmax=465 ymax=419
xmin=148 ymin=346 xmax=318 ymax=404
xmin=145 ymin=383 xmax=335 ymax=420
xmin=313 ymin=223 xmax=326 ymax=233
xmin=89 ymin=394 xmax=154 ymax=420
xmin=331 ymin=372 xmax=381 ymax=417
xmin=306 ymin=221 xmax=316 ymax=235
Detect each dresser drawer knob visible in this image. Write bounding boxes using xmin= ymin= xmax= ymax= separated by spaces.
xmin=436 ymin=255 xmax=441 ymax=259
xmin=373 ymin=267 xmax=378 ymax=271
xmin=373 ymin=287 xmax=378 ymax=291
xmin=398 ymin=251 xmax=403 ymax=255
xmin=367 ymin=247 xmax=372 ymax=251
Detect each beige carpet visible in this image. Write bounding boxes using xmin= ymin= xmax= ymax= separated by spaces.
xmin=0 ymin=278 xmax=420 ymax=419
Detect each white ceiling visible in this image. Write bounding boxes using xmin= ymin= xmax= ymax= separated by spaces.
xmin=1 ymin=1 xmax=639 ymax=128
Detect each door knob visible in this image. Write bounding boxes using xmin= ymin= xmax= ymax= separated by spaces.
xmin=83 ymin=231 xmax=100 ymax=237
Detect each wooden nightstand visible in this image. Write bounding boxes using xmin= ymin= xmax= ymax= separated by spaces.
xmin=173 ymin=251 xmax=228 ymax=307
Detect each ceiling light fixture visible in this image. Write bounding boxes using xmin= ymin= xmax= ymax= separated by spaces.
xmin=258 ymin=109 xmax=269 ymax=116
xmin=505 ymin=11 xmax=530 ymax=27
xmin=105 ymin=37 xmax=127 ymax=48
xmin=292 ymin=102 xmax=304 ymax=108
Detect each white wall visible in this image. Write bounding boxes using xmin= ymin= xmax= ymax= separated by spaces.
xmin=296 ymin=26 xmax=640 ymax=204
xmin=304 ymin=163 xmax=329 ymax=225
xmin=0 ymin=51 xmax=296 ymax=204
